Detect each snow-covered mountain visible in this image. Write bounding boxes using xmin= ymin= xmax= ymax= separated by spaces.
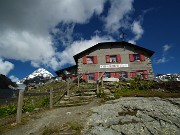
xmin=17 ymin=68 xmax=54 ymax=84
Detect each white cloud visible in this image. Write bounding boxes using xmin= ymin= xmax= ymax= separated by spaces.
xmin=131 ymin=20 xmax=144 ymax=40
xmin=0 ymin=58 xmax=14 ymax=75
xmin=128 ymin=18 xmax=144 ymax=44
xmin=155 ymin=44 xmax=173 ymax=64
xmin=9 ymin=75 xmax=20 ymax=82
xmin=52 ymin=23 xmax=75 ymax=47
xmin=0 ymin=0 xmax=141 ymax=70
xmin=155 ymin=56 xmax=169 ymax=64
xmin=0 ymin=0 xmax=107 ymax=69
xmin=0 ymin=30 xmax=54 ymax=61
xmin=128 ymin=40 xmax=136 ymax=44
xmin=163 ymin=44 xmax=171 ymax=52
xmin=104 ymin=0 xmax=134 ymax=33
xmin=56 ymin=35 xmax=114 ymax=67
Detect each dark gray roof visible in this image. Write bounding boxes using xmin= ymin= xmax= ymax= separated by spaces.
xmin=55 ymin=65 xmax=77 ymax=76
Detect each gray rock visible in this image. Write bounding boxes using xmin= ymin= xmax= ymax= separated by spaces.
xmin=83 ymin=97 xmax=180 ymax=135
xmin=103 ymin=89 xmax=111 ymax=95
xmin=89 ymin=126 xmax=120 ymax=135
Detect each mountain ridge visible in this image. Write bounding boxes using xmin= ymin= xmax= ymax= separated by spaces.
xmin=17 ymin=68 xmax=54 ymax=84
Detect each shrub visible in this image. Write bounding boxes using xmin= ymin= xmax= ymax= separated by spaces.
xmin=0 ymin=104 xmax=17 ymax=118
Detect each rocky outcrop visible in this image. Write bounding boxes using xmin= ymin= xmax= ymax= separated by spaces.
xmin=83 ymin=97 xmax=180 ymax=135
xmin=0 ymin=74 xmax=17 ymax=89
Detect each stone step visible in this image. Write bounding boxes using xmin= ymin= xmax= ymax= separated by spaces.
xmin=54 ymin=101 xmax=89 ymax=107
xmin=83 ymin=91 xmax=96 ymax=95
xmin=77 ymin=88 xmax=96 ymax=92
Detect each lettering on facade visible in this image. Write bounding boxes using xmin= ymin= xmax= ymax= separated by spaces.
xmin=100 ymin=64 xmax=129 ymax=68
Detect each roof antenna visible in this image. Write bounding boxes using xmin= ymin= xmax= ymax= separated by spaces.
xmin=120 ymin=29 xmax=126 ymax=41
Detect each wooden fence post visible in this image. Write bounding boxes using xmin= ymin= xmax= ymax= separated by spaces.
xmin=16 ymin=90 xmax=24 ymax=124
xmin=77 ymin=75 xmax=80 ymax=88
xmin=97 ymin=80 xmax=99 ymax=93
xmin=101 ymin=77 xmax=104 ymax=87
xmin=50 ymin=88 xmax=53 ymax=109
xmin=67 ymin=79 xmax=70 ymax=101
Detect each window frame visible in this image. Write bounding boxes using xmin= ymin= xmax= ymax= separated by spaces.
xmin=86 ymin=56 xmax=94 ymax=64
xmin=129 ymin=53 xmax=145 ymax=62
xmin=88 ymin=73 xmax=95 ymax=80
xmin=83 ymin=56 xmax=98 ymax=64
xmin=133 ymin=54 xmax=141 ymax=61
xmin=106 ymin=54 xmax=121 ymax=63
xmin=104 ymin=72 xmax=111 ymax=78
xmin=119 ymin=71 xmax=128 ymax=78
xmin=110 ymin=55 xmax=117 ymax=63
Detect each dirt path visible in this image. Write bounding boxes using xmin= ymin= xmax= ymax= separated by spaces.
xmin=4 ymin=98 xmax=102 ymax=135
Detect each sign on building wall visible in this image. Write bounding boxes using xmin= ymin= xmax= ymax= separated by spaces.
xmin=100 ymin=64 xmax=128 ymax=68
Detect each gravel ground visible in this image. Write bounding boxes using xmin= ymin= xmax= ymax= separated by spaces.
xmin=3 ymin=98 xmax=102 ymax=135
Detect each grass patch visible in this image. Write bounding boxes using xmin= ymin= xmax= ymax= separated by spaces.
xmin=43 ymin=121 xmax=83 ymax=135
xmin=114 ymin=89 xmax=180 ymax=98
xmin=0 ymin=103 xmax=17 ymax=118
xmin=27 ymin=81 xmax=65 ymax=92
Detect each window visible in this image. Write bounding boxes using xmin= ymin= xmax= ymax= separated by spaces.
xmin=104 ymin=72 xmax=110 ymax=78
xmin=120 ymin=71 xmax=128 ymax=78
xmin=110 ymin=72 xmax=115 ymax=78
xmin=129 ymin=54 xmax=145 ymax=62
xmin=110 ymin=55 xmax=117 ymax=62
xmin=83 ymin=56 xmax=98 ymax=64
xmin=136 ymin=71 xmax=144 ymax=79
xmin=87 ymin=57 xmax=94 ymax=64
xmin=134 ymin=54 xmax=140 ymax=61
xmin=106 ymin=54 xmax=121 ymax=63
xmin=88 ymin=73 xmax=94 ymax=80
xmin=129 ymin=70 xmax=148 ymax=79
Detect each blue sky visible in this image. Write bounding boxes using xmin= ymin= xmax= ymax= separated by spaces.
xmin=0 ymin=0 xmax=179 ymax=81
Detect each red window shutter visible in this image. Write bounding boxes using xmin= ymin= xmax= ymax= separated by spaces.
xmin=129 ymin=54 xmax=134 ymax=62
xmin=115 ymin=72 xmax=120 ymax=79
xmin=140 ymin=54 xmax=145 ymax=61
xmin=133 ymin=72 xmax=136 ymax=78
xmin=116 ymin=54 xmax=121 ymax=63
xmin=94 ymin=72 xmax=98 ymax=81
xmin=143 ymin=70 xmax=148 ymax=79
xmin=130 ymin=72 xmax=136 ymax=78
xmin=106 ymin=55 xmax=110 ymax=63
xmin=93 ymin=56 xmax=98 ymax=64
xmin=83 ymin=56 xmax=87 ymax=64
xmin=130 ymin=72 xmax=132 ymax=78
xmin=110 ymin=72 xmax=115 ymax=78
xmin=83 ymin=74 xmax=87 ymax=80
